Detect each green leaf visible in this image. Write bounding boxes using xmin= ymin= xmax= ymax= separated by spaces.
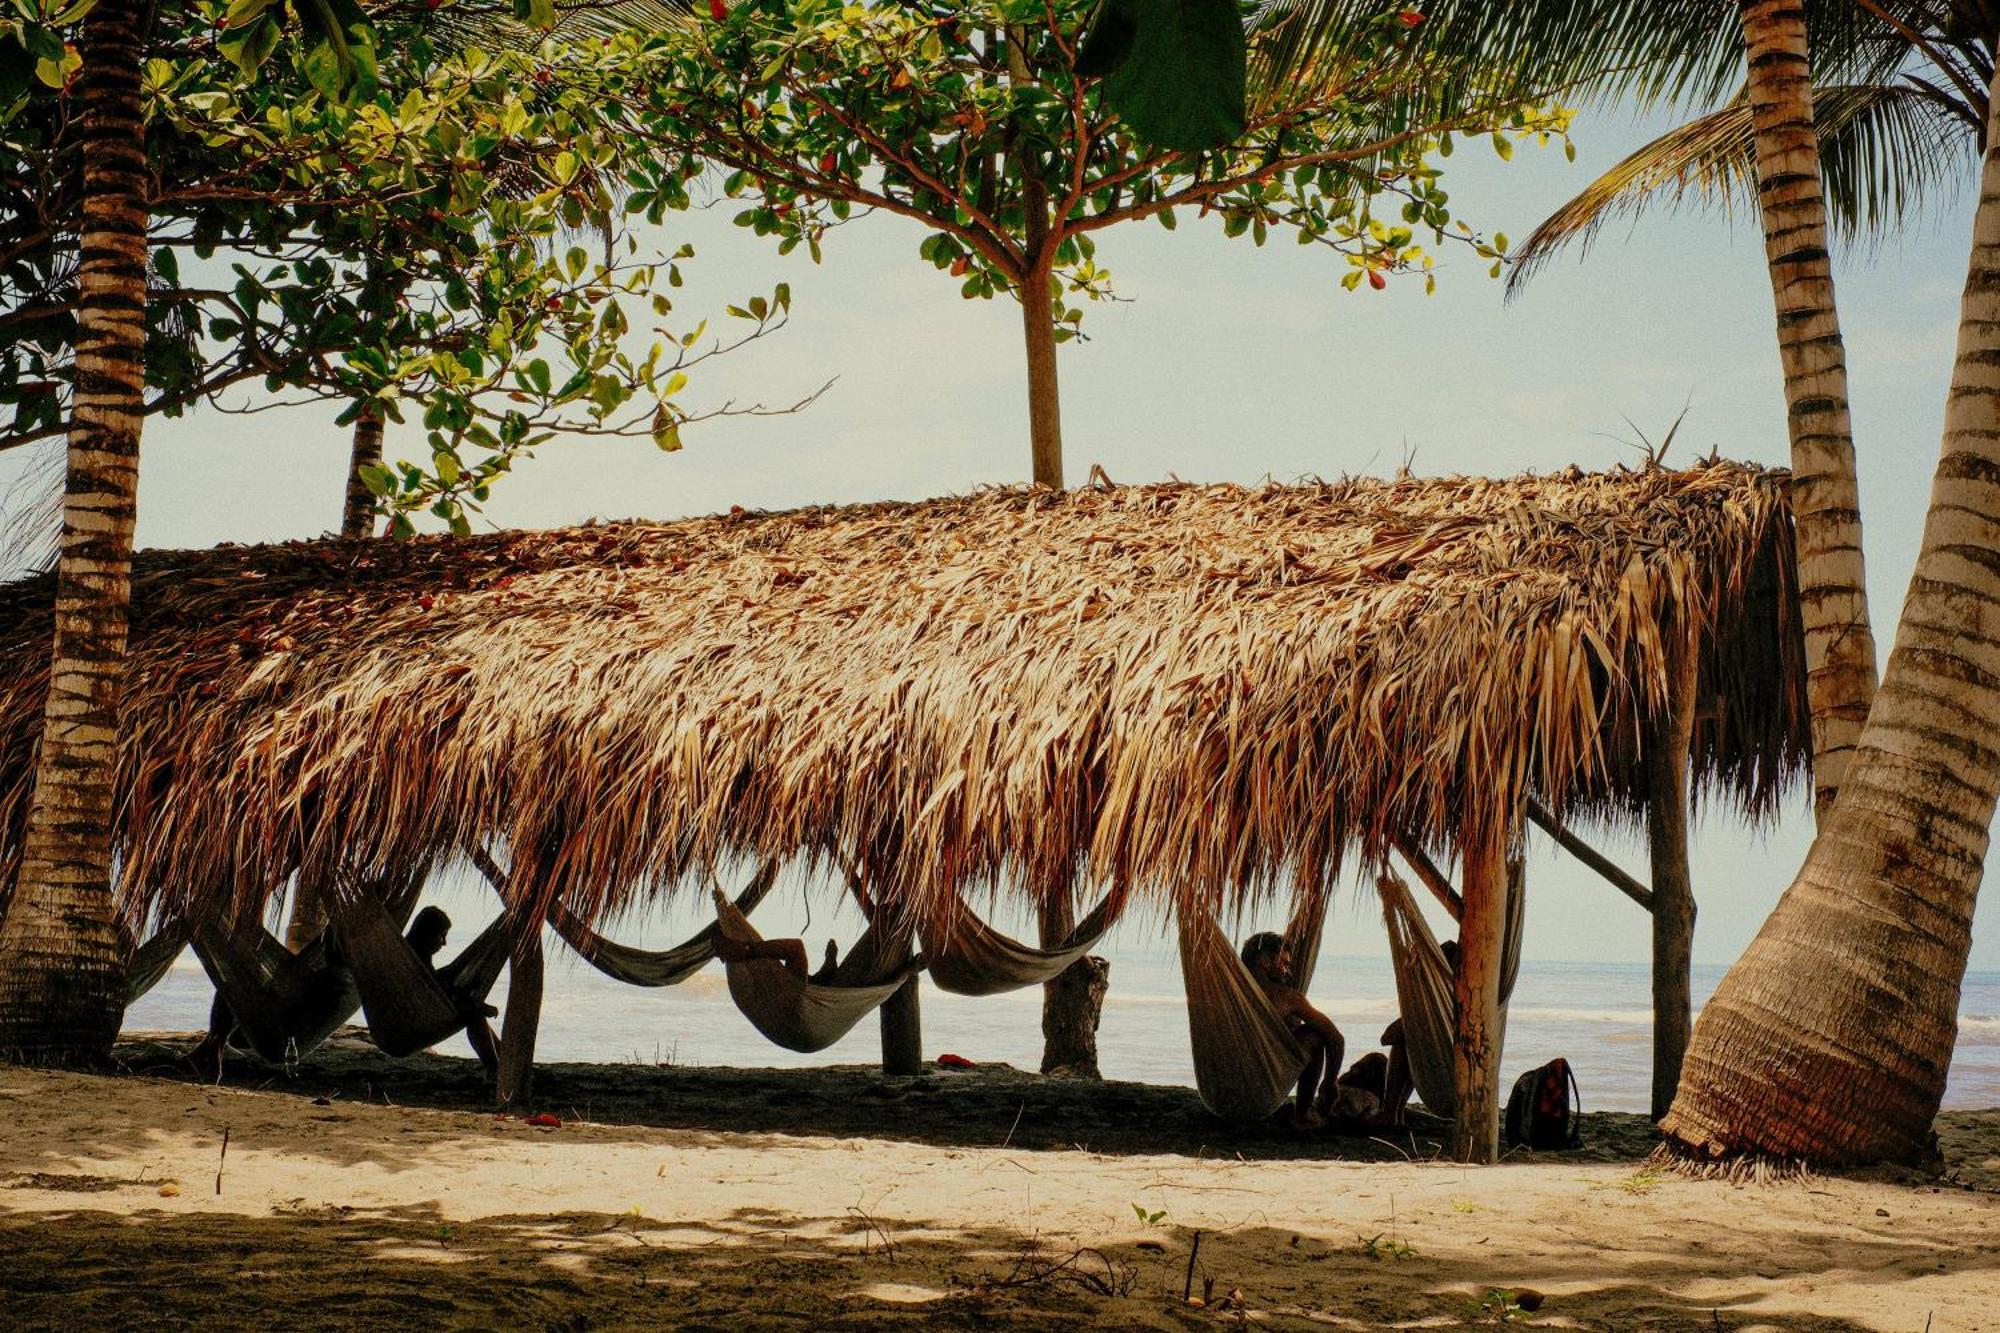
xmin=1081 ymin=0 xmax=1244 ymax=152
xmin=357 ymin=463 xmax=397 ymax=497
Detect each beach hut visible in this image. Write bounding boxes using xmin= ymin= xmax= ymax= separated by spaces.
xmin=0 ymin=461 xmax=1808 ymax=1162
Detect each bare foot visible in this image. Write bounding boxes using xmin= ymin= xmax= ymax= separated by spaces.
xmin=1291 ymin=1104 xmax=1324 ymax=1131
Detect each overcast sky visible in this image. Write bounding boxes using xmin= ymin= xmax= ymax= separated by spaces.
xmin=2 ymin=102 xmax=1985 ymax=973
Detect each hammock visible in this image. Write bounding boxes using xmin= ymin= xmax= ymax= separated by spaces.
xmin=919 ymin=885 xmax=1128 ymax=997
xmin=1379 ymin=864 xmax=1527 ymax=1119
xmin=1176 ymin=904 xmax=1314 ymax=1122
xmin=547 ymin=863 xmax=780 ymax=987
xmin=191 ymin=923 xmax=362 ymax=1063
xmin=713 ymin=887 xmax=925 ymax=1054
xmin=125 ymin=925 xmax=189 ymax=1005
xmin=333 ymin=893 xmax=516 ymax=1058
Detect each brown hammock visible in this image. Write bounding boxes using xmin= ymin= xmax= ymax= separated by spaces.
xmin=714 ymin=888 xmax=924 ymax=1053
xmin=546 ymin=863 xmax=781 ymax=987
xmin=920 ymin=885 xmax=1129 ymax=997
xmin=1378 ymin=864 xmax=1527 ymax=1119
xmin=331 ymin=892 xmax=517 ymax=1059
xmin=1176 ymin=899 xmax=1325 ymax=1122
xmin=191 ymin=922 xmax=361 ymax=1063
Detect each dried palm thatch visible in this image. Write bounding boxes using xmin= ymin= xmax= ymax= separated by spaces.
xmin=0 ymin=461 xmax=1804 ymax=935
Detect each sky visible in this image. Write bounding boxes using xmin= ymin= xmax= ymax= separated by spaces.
xmin=1 ymin=99 xmax=1986 ymax=974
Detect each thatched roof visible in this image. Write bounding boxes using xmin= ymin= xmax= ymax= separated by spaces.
xmin=0 ymin=461 xmax=1805 ymax=932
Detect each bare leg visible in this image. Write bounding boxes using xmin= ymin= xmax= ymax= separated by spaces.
xmin=464 ymin=1016 xmax=500 ymax=1074
xmin=1292 ymin=1033 xmax=1327 ymax=1128
xmin=1377 ymin=1039 xmax=1413 ymax=1125
xmin=750 ymin=939 xmax=812 ymax=978
xmin=1311 ymin=1027 xmax=1346 ymax=1118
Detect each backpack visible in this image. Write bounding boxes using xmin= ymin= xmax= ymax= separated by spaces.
xmin=1504 ymin=1057 xmax=1582 ymax=1151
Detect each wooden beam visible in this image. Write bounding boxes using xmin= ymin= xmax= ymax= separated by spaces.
xmin=1647 ymin=638 xmax=1700 ymax=1121
xmin=1525 ymin=797 xmax=1654 ymax=913
xmin=1450 ymin=815 xmax=1509 ymax=1165
xmin=1390 ymin=835 xmax=1463 ymax=922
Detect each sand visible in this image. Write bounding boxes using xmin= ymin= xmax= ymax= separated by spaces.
xmin=3 ymin=1034 xmax=1998 ymax=1331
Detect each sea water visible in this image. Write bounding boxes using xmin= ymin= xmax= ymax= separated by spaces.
xmin=124 ymin=934 xmax=2000 ymax=1114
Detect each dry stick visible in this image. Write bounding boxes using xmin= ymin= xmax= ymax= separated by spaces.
xmin=214 ymin=1127 xmax=230 ymax=1196
xmin=1001 ymin=1100 xmax=1025 ymax=1149
xmin=1182 ymin=1228 xmax=1202 ymax=1302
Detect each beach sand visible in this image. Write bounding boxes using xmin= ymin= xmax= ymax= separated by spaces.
xmin=3 ymin=1033 xmax=1997 ymax=1331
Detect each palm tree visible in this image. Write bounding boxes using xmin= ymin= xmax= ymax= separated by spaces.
xmin=1667 ymin=41 xmax=2000 ymax=1163
xmin=0 ymin=0 xmax=151 ymax=1063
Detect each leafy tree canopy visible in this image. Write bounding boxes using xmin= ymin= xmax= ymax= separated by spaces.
xmin=621 ymin=0 xmax=1567 ymax=345
xmin=2 ymin=2 xmax=798 ymax=533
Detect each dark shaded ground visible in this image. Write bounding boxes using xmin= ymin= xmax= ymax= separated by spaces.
xmin=115 ymin=1029 xmax=1663 ymax=1165
xmin=0 ymin=1201 xmax=1956 ymax=1332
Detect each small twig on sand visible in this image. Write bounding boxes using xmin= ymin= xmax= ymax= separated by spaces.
xmin=982 ymin=1245 xmax=1133 ymax=1298
xmin=1183 ymin=1229 xmax=1202 ymax=1302
xmin=1001 ymin=1101 xmax=1025 ymax=1150
xmin=846 ymin=1201 xmax=898 ymax=1262
xmin=215 ymin=1127 xmax=230 ymax=1196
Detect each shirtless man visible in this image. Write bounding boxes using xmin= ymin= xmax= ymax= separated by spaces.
xmin=1241 ymin=931 xmax=1344 ymax=1128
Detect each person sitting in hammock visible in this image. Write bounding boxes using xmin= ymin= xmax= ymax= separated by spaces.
xmin=1337 ymin=939 xmax=1457 ymax=1127
xmin=406 ymin=906 xmax=502 ymax=1074
xmin=713 ymin=929 xmax=842 ymax=983
xmin=1240 ymin=931 xmax=1344 ymax=1129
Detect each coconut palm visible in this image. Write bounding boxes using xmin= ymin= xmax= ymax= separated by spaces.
xmin=0 ymin=0 xmax=152 ymax=1063
xmin=0 ymin=0 xmax=381 ymax=1061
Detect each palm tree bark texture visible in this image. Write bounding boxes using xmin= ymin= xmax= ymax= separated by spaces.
xmin=1738 ymin=0 xmax=1879 ymax=821
xmin=1665 ymin=59 xmax=2000 ymax=1167
xmin=0 ymin=0 xmax=150 ymax=1063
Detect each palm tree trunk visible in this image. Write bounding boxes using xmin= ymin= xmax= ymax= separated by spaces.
xmin=1738 ymin=0 xmax=1878 ymax=820
xmin=340 ymin=408 xmax=383 ymax=539
xmin=1663 ymin=64 xmax=2000 ymax=1167
xmin=0 ymin=0 xmax=149 ymax=1064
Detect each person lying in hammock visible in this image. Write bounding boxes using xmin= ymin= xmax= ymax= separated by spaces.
xmin=713 ymin=930 xmax=842 ymax=983
xmin=406 ymin=906 xmax=502 ymax=1074
xmin=1335 ymin=939 xmax=1457 ymax=1127
xmin=1240 ymin=931 xmax=1345 ymax=1129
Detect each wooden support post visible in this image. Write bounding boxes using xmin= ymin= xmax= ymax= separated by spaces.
xmin=1451 ymin=817 xmax=1509 ymax=1165
xmin=1646 ymin=638 xmax=1700 ymax=1121
xmin=495 ymin=929 xmax=543 ymax=1109
xmin=881 ymin=973 xmax=923 ymax=1076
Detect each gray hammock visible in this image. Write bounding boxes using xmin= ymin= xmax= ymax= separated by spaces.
xmin=714 ymin=888 xmax=924 ymax=1054
xmin=333 ymin=892 xmax=517 ymax=1058
xmin=191 ymin=923 xmax=362 ymax=1064
xmin=1176 ymin=900 xmax=1325 ymax=1123
xmin=1378 ymin=864 xmax=1527 ymax=1119
xmin=544 ymin=863 xmax=781 ymax=987
xmin=918 ymin=885 xmax=1129 ymax=997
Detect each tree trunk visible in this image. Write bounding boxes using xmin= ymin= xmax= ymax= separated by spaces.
xmin=340 ymin=408 xmax=383 ymax=539
xmin=495 ymin=930 xmax=543 ymax=1108
xmin=1020 ymin=253 xmax=1063 ymax=490
xmin=1738 ymin=0 xmax=1878 ymax=820
xmin=279 ymin=409 xmax=386 ymax=951
xmin=1646 ymin=634 xmax=1698 ymax=1121
xmin=880 ymin=972 xmax=922 ymax=1076
xmin=1040 ymin=950 xmax=1108 ymax=1077
xmin=1450 ymin=816 xmax=1509 ymax=1164
xmin=0 ymin=0 xmax=149 ymax=1065
xmin=1663 ymin=68 xmax=2000 ymax=1167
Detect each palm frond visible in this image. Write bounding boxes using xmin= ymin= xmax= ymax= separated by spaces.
xmin=1506 ymin=81 xmax=1974 ymax=295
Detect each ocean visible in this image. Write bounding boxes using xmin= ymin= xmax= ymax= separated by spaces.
xmin=124 ymin=926 xmax=2000 ymax=1114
